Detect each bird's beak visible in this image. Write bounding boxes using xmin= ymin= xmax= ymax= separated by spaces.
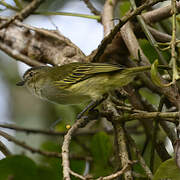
xmin=16 ymin=80 xmax=26 ymax=86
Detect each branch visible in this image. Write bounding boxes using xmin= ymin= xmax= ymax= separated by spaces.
xmin=0 ymin=123 xmax=99 ymax=136
xmin=0 ymin=41 xmax=44 ymax=67
xmin=170 ymin=0 xmax=179 ymax=83
xmin=0 ymin=140 xmax=11 ymax=156
xmin=83 ymin=0 xmax=101 ymax=16
xmin=147 ymin=26 xmax=172 ymax=42
xmin=0 ymin=0 xmax=44 ymax=29
xmin=102 ymin=0 xmax=118 ymax=36
xmin=96 ymin=161 xmax=136 ymax=180
xmin=69 ymin=169 xmax=86 ymax=180
xmin=143 ymin=1 xmax=180 ymax=24
xmin=114 ymin=122 xmax=133 ymax=180
xmin=0 ymin=1 xmax=100 ymax=20
xmin=114 ymin=86 xmax=173 ymax=162
xmin=0 ymin=130 xmax=91 ymax=161
xmin=92 ymin=0 xmax=164 ymax=62
xmin=103 ymin=100 xmax=133 ymax=180
xmin=62 ymin=117 xmax=92 ymax=180
xmin=0 ymin=16 xmax=85 ymax=66
xmin=107 ymin=103 xmax=177 ymax=123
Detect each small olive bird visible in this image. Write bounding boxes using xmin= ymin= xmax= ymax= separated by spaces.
xmin=16 ymin=62 xmax=166 ymax=118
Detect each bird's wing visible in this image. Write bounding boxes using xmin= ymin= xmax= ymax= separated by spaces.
xmin=54 ymin=63 xmax=123 ymax=89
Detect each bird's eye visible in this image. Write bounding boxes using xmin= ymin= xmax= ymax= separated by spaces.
xmin=29 ymin=72 xmax=34 ymax=77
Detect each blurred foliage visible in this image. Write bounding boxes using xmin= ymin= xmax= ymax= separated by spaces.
xmin=90 ymin=132 xmax=113 ymax=177
xmin=0 ymin=155 xmax=59 ymax=180
xmin=119 ymin=1 xmax=130 ymax=18
xmin=139 ymin=88 xmax=160 ymax=107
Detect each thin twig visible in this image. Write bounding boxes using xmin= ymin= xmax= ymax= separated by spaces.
xmin=0 ymin=124 xmax=66 ymax=136
xmin=82 ymin=0 xmax=101 ymax=16
xmin=0 ymin=1 xmax=100 ymax=20
xmin=0 ymin=130 xmax=91 ymax=161
xmin=35 ymin=11 xmax=100 ymax=20
xmin=0 ymin=130 xmax=61 ymax=158
xmin=69 ymin=169 xmax=86 ymax=180
xmin=0 ymin=123 xmax=99 ymax=136
xmin=0 ymin=0 xmax=44 ymax=29
xmin=0 ymin=140 xmax=11 ymax=156
xmin=96 ymin=161 xmax=136 ymax=180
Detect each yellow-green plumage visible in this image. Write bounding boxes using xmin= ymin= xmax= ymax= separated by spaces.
xmin=17 ymin=62 xmax=164 ymax=105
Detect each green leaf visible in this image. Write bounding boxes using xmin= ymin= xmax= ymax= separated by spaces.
xmin=139 ymin=39 xmax=159 ymax=63
xmin=0 ymin=155 xmax=37 ymax=180
xmin=139 ymin=88 xmax=160 ymax=107
xmin=0 ymin=155 xmax=61 ymax=180
xmin=153 ymin=158 xmax=180 ymax=180
xmin=37 ymin=165 xmax=59 ymax=180
xmin=40 ymin=141 xmax=62 ymax=178
xmin=139 ymin=39 xmax=170 ymax=63
xmin=90 ymin=132 xmax=112 ymax=165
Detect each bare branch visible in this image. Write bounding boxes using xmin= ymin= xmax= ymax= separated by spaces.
xmin=0 ymin=140 xmax=11 ymax=157
xmin=103 ymin=100 xmax=133 ymax=180
xmin=102 ymin=0 xmax=118 ymax=36
xmin=0 ymin=130 xmax=91 ymax=161
xmin=0 ymin=123 xmax=101 ymax=136
xmin=143 ymin=1 xmax=180 ymax=24
xmin=0 ymin=17 xmax=85 ymax=66
xmin=148 ymin=26 xmax=172 ymax=42
xmin=0 ymin=41 xmax=44 ymax=67
xmin=96 ymin=161 xmax=136 ymax=180
xmin=83 ymin=0 xmax=101 ymax=16
xmin=62 ymin=117 xmax=92 ymax=180
xmin=69 ymin=169 xmax=86 ymax=180
xmin=0 ymin=0 xmax=44 ymax=29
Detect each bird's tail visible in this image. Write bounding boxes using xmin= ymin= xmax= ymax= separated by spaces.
xmin=121 ymin=65 xmax=170 ymax=76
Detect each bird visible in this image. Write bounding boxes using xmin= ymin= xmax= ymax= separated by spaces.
xmin=16 ymin=62 xmax=168 ymax=118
